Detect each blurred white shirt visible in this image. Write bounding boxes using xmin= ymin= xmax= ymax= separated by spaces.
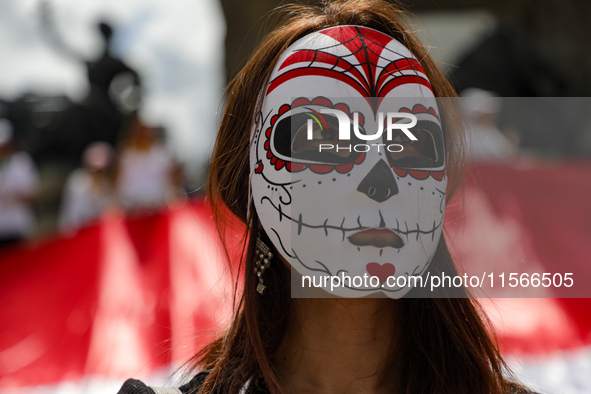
xmin=0 ymin=151 xmax=39 ymax=238
xmin=59 ymin=168 xmax=114 ymax=231
xmin=116 ymin=143 xmax=173 ymax=210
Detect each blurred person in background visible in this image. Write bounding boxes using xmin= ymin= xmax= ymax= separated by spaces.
xmin=115 ymin=116 xmax=178 ymax=212
xmin=0 ymin=118 xmax=39 ymax=247
xmin=59 ymin=141 xmax=116 ymax=232
xmin=461 ymin=88 xmax=518 ymax=160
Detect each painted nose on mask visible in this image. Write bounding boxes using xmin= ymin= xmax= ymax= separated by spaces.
xmin=356 ymin=159 xmax=399 ymax=203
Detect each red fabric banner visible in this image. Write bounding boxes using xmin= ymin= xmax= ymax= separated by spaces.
xmin=0 ymin=202 xmax=233 ymax=388
xmin=445 ymin=161 xmax=591 ymax=355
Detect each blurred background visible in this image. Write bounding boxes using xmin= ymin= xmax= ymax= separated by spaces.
xmin=0 ymin=0 xmax=590 ymax=393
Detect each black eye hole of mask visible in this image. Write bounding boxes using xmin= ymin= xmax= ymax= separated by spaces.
xmin=385 ymin=120 xmax=445 ymax=169
xmin=272 ymin=112 xmax=363 ymax=165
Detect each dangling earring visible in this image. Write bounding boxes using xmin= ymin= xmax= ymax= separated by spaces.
xmin=255 ymin=236 xmax=273 ymax=295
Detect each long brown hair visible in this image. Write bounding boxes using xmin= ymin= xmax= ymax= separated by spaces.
xmin=195 ymin=1 xmax=521 ymax=393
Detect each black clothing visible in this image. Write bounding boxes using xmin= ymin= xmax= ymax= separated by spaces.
xmin=117 ymin=371 xmax=269 ymax=394
xmin=117 ymin=372 xmax=209 ymax=394
xmin=118 ymin=371 xmax=538 ymax=394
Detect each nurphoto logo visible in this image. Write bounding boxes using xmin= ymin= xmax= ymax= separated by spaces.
xmin=305 ymin=107 xmax=418 ymax=153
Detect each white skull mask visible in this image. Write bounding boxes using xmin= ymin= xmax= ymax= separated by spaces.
xmin=250 ymin=26 xmax=446 ymax=298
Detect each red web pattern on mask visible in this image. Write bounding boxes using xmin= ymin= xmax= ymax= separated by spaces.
xmin=267 ymin=26 xmax=433 ymax=113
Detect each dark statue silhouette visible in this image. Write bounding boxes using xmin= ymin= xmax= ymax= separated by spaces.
xmin=27 ymin=1 xmax=143 ymax=163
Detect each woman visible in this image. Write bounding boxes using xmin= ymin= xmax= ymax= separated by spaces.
xmin=119 ymin=1 xmax=536 ymax=393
